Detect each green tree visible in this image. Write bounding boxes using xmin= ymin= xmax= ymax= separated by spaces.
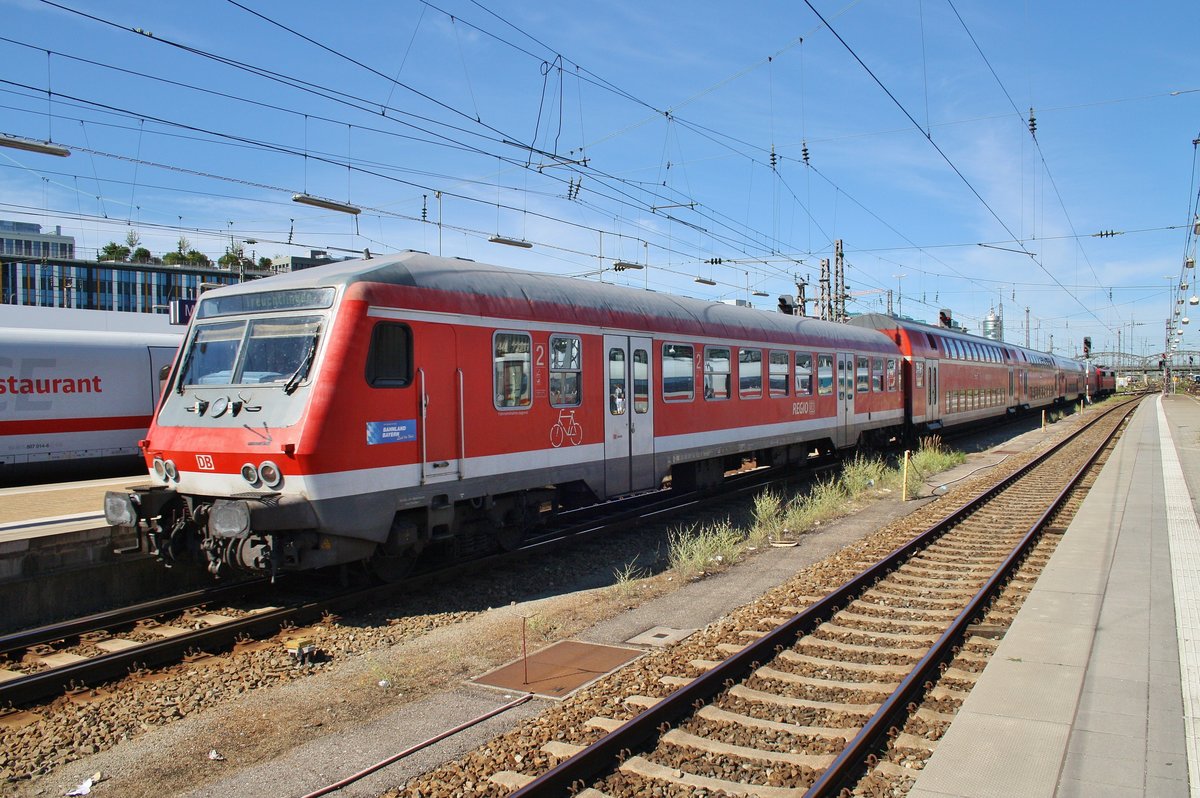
xmin=131 ymin=247 xmax=153 ymax=263
xmin=163 ymin=251 xmax=186 ymax=266
xmin=185 ymin=250 xmax=211 ymax=267
xmin=258 ymin=256 xmax=272 ymax=270
xmin=99 ymin=242 xmax=130 ymax=262
xmin=124 ymin=230 xmax=141 ymax=251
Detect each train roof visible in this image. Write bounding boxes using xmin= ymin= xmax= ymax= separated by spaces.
xmin=0 ymin=327 xmax=181 ymax=347
xmin=199 ymin=251 xmax=899 ymax=351
xmin=848 ymin=312 xmax=1084 ymax=368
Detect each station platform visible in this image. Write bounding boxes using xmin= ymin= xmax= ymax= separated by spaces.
xmin=0 ymin=474 xmax=211 ymax=632
xmin=0 ymin=474 xmax=128 ymax=542
xmin=910 ymin=394 xmax=1198 ymax=798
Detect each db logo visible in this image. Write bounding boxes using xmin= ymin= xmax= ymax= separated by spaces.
xmin=195 ymin=454 xmax=215 ymax=470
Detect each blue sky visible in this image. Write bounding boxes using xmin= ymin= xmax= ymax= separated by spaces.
xmin=2 ymin=0 xmax=1198 ymax=358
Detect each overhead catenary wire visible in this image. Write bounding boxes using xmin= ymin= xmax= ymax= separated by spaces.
xmin=8 ymin=0 xmax=1151 ymax=333
xmin=801 ymin=0 xmax=1114 ymax=335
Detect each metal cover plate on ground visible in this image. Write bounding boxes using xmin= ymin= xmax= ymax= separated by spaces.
xmin=473 ymin=641 xmax=642 ymax=699
xmin=626 ymin=626 xmax=696 ymax=647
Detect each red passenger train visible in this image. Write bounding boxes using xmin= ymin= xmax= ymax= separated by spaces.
xmin=105 ymin=252 xmax=1090 ymax=577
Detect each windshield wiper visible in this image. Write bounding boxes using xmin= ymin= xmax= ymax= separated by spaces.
xmin=175 ymin=349 xmax=194 ymax=394
xmin=283 ymin=335 xmax=319 ymax=394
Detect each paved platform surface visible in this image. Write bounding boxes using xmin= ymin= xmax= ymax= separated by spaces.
xmin=0 ymin=474 xmax=134 ymax=541
xmin=910 ymin=394 xmax=1199 ymax=798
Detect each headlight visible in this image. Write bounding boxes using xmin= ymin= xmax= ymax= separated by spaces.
xmin=240 ymin=463 xmax=260 ymax=485
xmin=258 ymin=460 xmax=282 ymax=489
xmin=164 ymin=460 xmax=178 ymax=481
xmin=209 ymin=500 xmax=251 ymax=539
xmin=104 ymin=492 xmax=138 ymax=526
xmin=152 ymin=458 xmax=167 ymax=480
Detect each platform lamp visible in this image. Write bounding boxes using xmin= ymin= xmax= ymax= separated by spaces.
xmin=0 ymin=133 xmax=70 ymax=157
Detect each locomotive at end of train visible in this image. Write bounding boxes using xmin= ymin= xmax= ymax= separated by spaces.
xmin=104 ymin=251 xmax=1093 ymax=579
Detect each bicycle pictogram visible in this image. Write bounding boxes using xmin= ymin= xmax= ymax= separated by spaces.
xmin=549 ymin=408 xmax=584 ymax=447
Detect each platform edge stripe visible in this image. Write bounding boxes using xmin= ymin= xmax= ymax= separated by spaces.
xmin=1157 ymin=395 xmax=1200 ymax=793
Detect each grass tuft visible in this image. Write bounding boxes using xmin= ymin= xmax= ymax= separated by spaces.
xmin=905 ymin=435 xmax=966 ymax=495
xmin=667 ymin=519 xmax=744 ymax=581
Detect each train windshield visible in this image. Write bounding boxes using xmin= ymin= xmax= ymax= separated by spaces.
xmin=178 ymin=316 xmax=323 ymax=389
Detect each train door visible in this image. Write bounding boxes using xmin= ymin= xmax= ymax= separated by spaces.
xmin=418 ymin=328 xmax=461 ymax=484
xmin=1008 ymin=368 xmax=1015 ymax=406
xmin=603 ymin=335 xmax=655 ymax=495
xmin=835 ymin=352 xmax=855 ymax=447
xmin=925 ymin=359 xmax=940 ymax=425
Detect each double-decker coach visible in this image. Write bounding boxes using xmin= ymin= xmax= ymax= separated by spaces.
xmin=850 ymin=313 xmax=1083 ymax=434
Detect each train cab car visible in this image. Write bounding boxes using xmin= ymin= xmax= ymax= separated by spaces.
xmin=106 ymin=251 xmax=905 ymax=577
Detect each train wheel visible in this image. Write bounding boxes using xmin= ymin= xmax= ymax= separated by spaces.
xmin=494 ymin=521 xmax=526 ymax=552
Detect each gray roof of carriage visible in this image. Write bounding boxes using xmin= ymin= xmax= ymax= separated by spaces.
xmin=207 ymin=251 xmax=897 ymax=349
xmin=848 ymin=312 xmax=1082 ymax=366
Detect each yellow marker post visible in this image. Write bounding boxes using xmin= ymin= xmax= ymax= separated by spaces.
xmin=902 ymin=449 xmax=911 ymax=502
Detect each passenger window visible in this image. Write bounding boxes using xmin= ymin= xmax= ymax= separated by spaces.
xmin=662 ymin=344 xmax=694 ymax=402
xmin=704 ymin=347 xmax=731 ymax=400
xmin=915 ymin=361 xmax=924 ymax=389
xmin=872 ymin=357 xmax=884 ymax=392
xmin=633 ymin=349 xmax=650 ymax=414
xmin=549 ymin=335 xmax=581 ymax=407
xmin=795 ymin=353 xmax=813 ymax=395
xmin=366 ymin=322 xmax=412 ymax=387
xmin=493 ymin=331 xmax=532 ymax=409
xmin=856 ymin=356 xmax=870 ymax=393
xmin=886 ymin=358 xmax=897 ymax=391
xmin=608 ymin=348 xmax=627 ymax=415
xmin=739 ymin=348 xmax=762 ymax=399
xmin=769 ymin=351 xmax=790 ymax=397
xmin=817 ymin=354 xmax=834 ymax=396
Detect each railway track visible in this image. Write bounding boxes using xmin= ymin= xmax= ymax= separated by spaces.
xmin=479 ymin=396 xmax=1140 ymax=797
xmin=0 ymin=402 xmax=1077 ymax=714
xmin=0 ymin=449 xmax=835 ymax=711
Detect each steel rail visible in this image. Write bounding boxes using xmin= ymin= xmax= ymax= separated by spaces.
xmin=510 ymin=396 xmax=1141 ymax=797
xmin=0 ymin=578 xmax=268 ymax=655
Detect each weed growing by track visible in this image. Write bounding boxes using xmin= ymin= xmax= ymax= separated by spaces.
xmin=667 ymin=441 xmax=965 ymax=581
xmin=905 ymin=435 xmax=966 ymax=496
xmin=667 ymin=519 xmax=744 ymax=581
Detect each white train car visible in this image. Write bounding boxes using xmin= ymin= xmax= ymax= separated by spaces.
xmin=0 ymin=327 xmax=180 ymax=482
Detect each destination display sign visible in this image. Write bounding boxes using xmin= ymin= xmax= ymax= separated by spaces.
xmin=197 ymin=287 xmax=335 ymax=318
